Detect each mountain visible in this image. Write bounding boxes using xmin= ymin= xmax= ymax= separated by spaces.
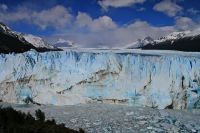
xmin=126 ymin=30 xmax=200 ymax=52
xmin=153 ymin=31 xmax=191 ymax=44
xmin=126 ymin=36 xmax=154 ymax=49
xmin=53 ymin=38 xmax=76 ymax=48
xmin=0 ymin=22 xmax=61 ymax=54
xmin=22 ymin=34 xmax=56 ymax=49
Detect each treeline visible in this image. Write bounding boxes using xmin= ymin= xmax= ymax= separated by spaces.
xmin=0 ymin=107 xmax=85 ymax=133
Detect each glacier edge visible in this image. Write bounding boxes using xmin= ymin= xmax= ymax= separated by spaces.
xmin=0 ymin=49 xmax=200 ymax=109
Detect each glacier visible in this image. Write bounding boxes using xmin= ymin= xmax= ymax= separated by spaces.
xmin=0 ymin=49 xmax=200 ymax=109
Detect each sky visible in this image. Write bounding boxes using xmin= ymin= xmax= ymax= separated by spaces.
xmin=0 ymin=0 xmax=200 ymax=48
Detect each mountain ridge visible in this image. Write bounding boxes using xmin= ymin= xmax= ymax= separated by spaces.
xmin=0 ymin=22 xmax=62 ymax=54
xmin=126 ymin=30 xmax=200 ymax=52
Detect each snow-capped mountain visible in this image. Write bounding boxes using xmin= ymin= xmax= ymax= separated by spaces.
xmin=154 ymin=31 xmax=191 ymax=44
xmin=126 ymin=30 xmax=200 ymax=52
xmin=0 ymin=22 xmax=61 ymax=54
xmin=23 ymin=34 xmax=55 ymax=49
xmin=0 ymin=22 xmax=30 ymax=44
xmin=53 ymin=38 xmax=76 ymax=48
xmin=126 ymin=36 xmax=154 ymax=49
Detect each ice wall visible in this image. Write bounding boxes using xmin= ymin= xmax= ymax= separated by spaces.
xmin=0 ymin=49 xmax=200 ymax=109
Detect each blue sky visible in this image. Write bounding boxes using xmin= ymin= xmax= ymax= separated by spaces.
xmin=0 ymin=0 xmax=200 ymax=47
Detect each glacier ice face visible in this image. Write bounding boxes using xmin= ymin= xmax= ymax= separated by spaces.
xmin=0 ymin=49 xmax=200 ymax=109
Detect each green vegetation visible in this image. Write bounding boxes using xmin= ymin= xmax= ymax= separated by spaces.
xmin=0 ymin=107 xmax=85 ymax=133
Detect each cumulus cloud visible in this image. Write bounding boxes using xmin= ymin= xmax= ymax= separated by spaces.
xmin=76 ymin=12 xmax=117 ymax=32
xmin=48 ymin=13 xmax=175 ymax=48
xmin=0 ymin=3 xmax=199 ymax=48
xmin=187 ymin=8 xmax=200 ymax=15
xmin=40 ymin=12 xmax=200 ymax=48
xmin=0 ymin=4 xmax=8 ymax=11
xmin=49 ymin=12 xmax=199 ymax=48
xmin=98 ymin=0 xmax=146 ymax=10
xmin=0 ymin=7 xmax=31 ymax=23
xmin=32 ymin=5 xmax=72 ymax=29
xmin=0 ymin=5 xmax=72 ymax=30
xmin=153 ymin=0 xmax=182 ymax=17
xmin=175 ymin=17 xmax=199 ymax=31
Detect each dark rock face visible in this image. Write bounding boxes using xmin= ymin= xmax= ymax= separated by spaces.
xmin=141 ymin=35 xmax=200 ymax=52
xmin=0 ymin=32 xmax=35 ymax=54
xmin=0 ymin=22 xmax=62 ymax=54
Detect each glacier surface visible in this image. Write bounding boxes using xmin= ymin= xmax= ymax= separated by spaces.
xmin=0 ymin=49 xmax=200 ymax=109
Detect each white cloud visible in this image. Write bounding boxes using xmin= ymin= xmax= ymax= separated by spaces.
xmin=175 ymin=16 xmax=199 ymax=31
xmin=0 ymin=7 xmax=31 ymax=22
xmin=45 ymin=12 xmax=199 ymax=48
xmin=92 ymin=16 xmax=117 ymax=31
xmin=51 ymin=12 xmax=200 ymax=48
xmin=98 ymin=0 xmax=146 ymax=10
xmin=0 ymin=5 xmax=72 ymax=30
xmin=187 ymin=8 xmax=200 ymax=15
xmin=76 ymin=12 xmax=117 ymax=32
xmin=32 ymin=5 xmax=72 ymax=29
xmin=153 ymin=0 xmax=182 ymax=17
xmin=0 ymin=4 xmax=199 ymax=48
xmin=0 ymin=7 xmax=27 ymax=22
xmin=49 ymin=15 xmax=175 ymax=48
xmin=72 ymin=12 xmax=174 ymax=47
xmin=76 ymin=12 xmax=93 ymax=28
xmin=0 ymin=4 xmax=8 ymax=11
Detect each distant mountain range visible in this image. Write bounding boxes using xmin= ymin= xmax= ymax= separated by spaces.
xmin=1 ymin=22 xmax=200 ymax=53
xmin=126 ymin=30 xmax=200 ymax=52
xmin=0 ymin=22 xmax=61 ymax=54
